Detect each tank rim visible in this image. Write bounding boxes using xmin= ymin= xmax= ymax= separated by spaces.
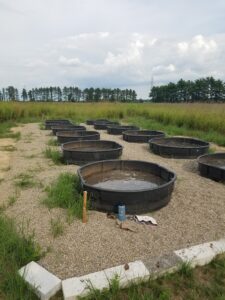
xmin=123 ymin=130 xmax=165 ymax=137
xmin=62 ymin=140 xmax=123 ymax=153
xmin=77 ymin=159 xmax=176 ymax=193
xmin=198 ymin=152 xmax=225 ymax=170
xmin=150 ymin=136 xmax=209 ymax=149
xmin=56 ymin=130 xmax=99 ymax=137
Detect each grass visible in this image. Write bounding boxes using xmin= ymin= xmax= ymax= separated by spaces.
xmin=0 ymin=121 xmax=21 ymax=140
xmin=80 ymin=255 xmax=225 ymax=300
xmin=208 ymin=147 xmax=217 ymax=154
xmin=44 ymin=147 xmax=62 ymax=164
xmin=13 ymin=131 xmax=21 ymax=140
xmin=126 ymin=116 xmax=225 ymax=146
xmin=39 ymin=123 xmax=45 ymax=130
xmin=0 ymin=102 xmax=225 ymax=145
xmin=43 ymin=172 xmax=84 ymax=220
xmin=0 ymin=204 xmax=6 ymax=213
xmin=47 ymin=138 xmax=58 ymax=146
xmin=14 ymin=173 xmax=35 ymax=189
xmin=50 ymin=217 xmax=65 ymax=238
xmin=28 ymin=164 xmax=44 ymax=173
xmin=0 ymin=215 xmax=41 ymax=299
xmin=8 ymin=195 xmax=17 ymax=206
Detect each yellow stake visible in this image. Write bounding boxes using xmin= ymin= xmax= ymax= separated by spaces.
xmin=82 ymin=191 xmax=87 ymax=223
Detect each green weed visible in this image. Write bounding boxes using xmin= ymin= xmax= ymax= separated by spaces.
xmin=0 ymin=215 xmax=41 ymax=299
xmin=8 ymin=196 xmax=17 ymax=206
xmin=50 ymin=217 xmax=64 ymax=238
xmin=0 ymin=204 xmax=7 ymax=213
xmin=0 ymin=121 xmax=20 ymax=139
xmin=44 ymin=147 xmax=62 ymax=165
xmin=47 ymin=138 xmax=58 ymax=146
xmin=14 ymin=173 xmax=35 ymax=189
xmin=43 ymin=173 xmax=84 ymax=220
xmin=39 ymin=123 xmax=45 ymax=130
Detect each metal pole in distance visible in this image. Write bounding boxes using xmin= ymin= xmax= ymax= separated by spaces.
xmin=82 ymin=191 xmax=87 ymax=223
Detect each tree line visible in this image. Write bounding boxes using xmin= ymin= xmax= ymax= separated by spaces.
xmin=149 ymin=77 xmax=225 ymax=102
xmin=0 ymin=86 xmax=137 ymax=102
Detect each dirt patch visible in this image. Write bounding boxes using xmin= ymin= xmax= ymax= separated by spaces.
xmin=1 ymin=123 xmax=225 ymax=279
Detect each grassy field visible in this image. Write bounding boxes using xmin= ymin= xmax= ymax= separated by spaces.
xmin=0 ymin=102 xmax=225 ymax=145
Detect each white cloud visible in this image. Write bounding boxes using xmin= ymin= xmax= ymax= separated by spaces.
xmin=25 ymin=59 xmax=49 ymax=68
xmin=192 ymin=35 xmax=217 ymax=52
xmin=59 ymin=56 xmax=81 ymax=66
xmin=152 ymin=64 xmax=176 ymax=75
xmin=99 ymin=32 xmax=109 ymax=38
xmin=177 ymin=42 xmax=189 ymax=53
xmin=178 ymin=35 xmax=217 ymax=54
xmin=148 ymin=38 xmax=158 ymax=47
xmin=104 ymin=39 xmax=144 ymax=68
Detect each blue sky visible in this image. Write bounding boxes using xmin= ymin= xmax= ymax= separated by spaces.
xmin=1 ymin=0 xmax=225 ymax=97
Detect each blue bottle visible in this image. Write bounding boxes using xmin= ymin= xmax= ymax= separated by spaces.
xmin=118 ymin=204 xmax=126 ymax=221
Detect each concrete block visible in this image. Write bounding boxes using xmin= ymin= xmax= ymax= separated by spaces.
xmin=143 ymin=252 xmax=182 ymax=277
xmin=62 ymin=277 xmax=87 ymax=300
xmin=174 ymin=241 xmax=219 ymax=267
xmin=19 ymin=261 xmax=61 ymax=300
xmin=211 ymin=238 xmax=225 ymax=254
xmin=62 ymin=271 xmax=109 ymax=300
xmin=62 ymin=260 xmax=150 ymax=300
xmin=104 ymin=260 xmax=149 ymax=286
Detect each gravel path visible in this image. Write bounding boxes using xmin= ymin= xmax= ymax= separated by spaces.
xmin=0 ymin=123 xmax=225 ymax=280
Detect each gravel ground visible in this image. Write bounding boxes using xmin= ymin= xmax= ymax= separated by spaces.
xmin=0 ymin=123 xmax=225 ymax=280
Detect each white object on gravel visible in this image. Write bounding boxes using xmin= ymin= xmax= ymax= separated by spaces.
xmin=135 ymin=215 xmax=157 ymax=225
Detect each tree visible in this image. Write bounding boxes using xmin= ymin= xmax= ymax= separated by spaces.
xmin=149 ymin=76 xmax=225 ymax=103
xmin=21 ymin=88 xmax=28 ymax=101
xmin=94 ymin=88 xmax=101 ymax=101
xmin=6 ymin=86 xmax=18 ymax=100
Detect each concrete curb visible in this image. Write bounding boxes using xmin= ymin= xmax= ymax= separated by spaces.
xmin=19 ymin=238 xmax=225 ymax=299
xmin=18 ymin=261 xmax=61 ymax=300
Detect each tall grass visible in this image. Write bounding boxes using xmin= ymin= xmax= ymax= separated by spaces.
xmin=127 ymin=116 xmax=225 ymax=146
xmin=0 ymin=102 xmax=225 ymax=145
xmin=0 ymin=215 xmax=41 ymax=299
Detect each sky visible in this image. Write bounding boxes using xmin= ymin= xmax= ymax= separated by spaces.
xmin=1 ymin=0 xmax=225 ymax=98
